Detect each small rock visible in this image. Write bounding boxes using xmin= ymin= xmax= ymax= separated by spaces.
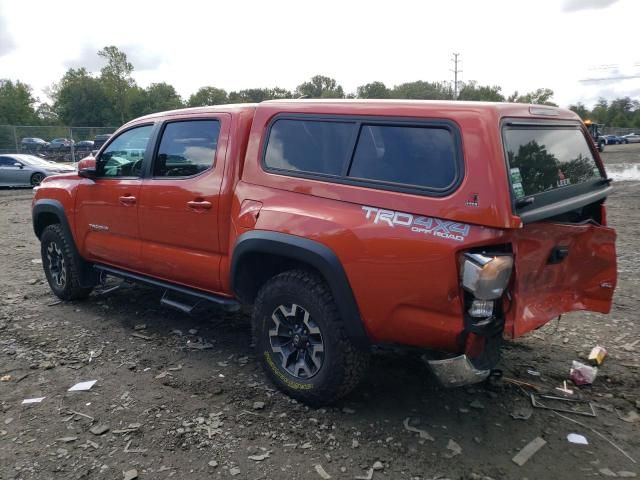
xmin=90 ymin=424 xmax=110 ymax=436
xmin=39 ymin=361 xmax=55 ymax=370
xmin=123 ymin=469 xmax=138 ymax=480
xmin=253 ymin=401 xmax=265 ymax=410
xmin=314 ymin=464 xmax=331 ymax=479
xmin=229 ymin=467 xmax=241 ymax=476
xmin=342 ymin=407 xmax=355 ymax=414
xmin=56 ymin=436 xmax=78 ymax=443
xmin=470 ymin=400 xmax=485 ymax=410
xmin=599 ymin=468 xmax=618 ymax=477
xmin=27 ymin=279 xmax=38 ymax=285
xmin=188 ymin=328 xmax=198 ymax=335
xmin=372 ymin=461 xmax=384 ymax=471
xmin=133 ymin=324 xmax=146 ymax=331
xmin=351 ymin=439 xmax=360 ymax=448
xmin=510 ymin=407 xmax=533 ymax=421
xmin=443 ymin=439 xmax=462 ymax=458
xmin=619 ymin=410 xmax=639 ymax=424
xmin=208 ymin=460 xmax=218 ymax=468
xmin=248 ymin=451 xmax=271 ymax=461
xmin=617 ymin=472 xmax=637 ymax=478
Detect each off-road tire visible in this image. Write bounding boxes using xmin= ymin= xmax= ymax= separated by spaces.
xmin=253 ymin=269 xmax=370 ymax=406
xmin=40 ymin=224 xmax=93 ymax=301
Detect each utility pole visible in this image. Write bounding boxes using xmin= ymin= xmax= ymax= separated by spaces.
xmin=451 ymin=53 xmax=462 ymax=100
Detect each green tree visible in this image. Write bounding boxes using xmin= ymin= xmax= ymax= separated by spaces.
xmin=0 ymin=79 xmax=38 ymax=124
xmin=51 ymin=68 xmax=114 ymax=126
xmin=568 ymin=102 xmax=590 ymax=120
xmin=391 ymin=81 xmax=451 ymax=100
xmin=130 ymin=82 xmax=183 ymax=117
xmin=228 ymin=87 xmax=292 ymax=103
xmin=356 ymin=81 xmax=391 ymax=99
xmin=295 ymin=75 xmax=344 ymax=98
xmin=508 ymin=88 xmax=557 ymax=106
xmin=98 ymin=46 xmax=134 ymax=123
xmin=457 ymin=81 xmax=505 ymax=102
xmin=187 ymin=87 xmax=228 ymax=107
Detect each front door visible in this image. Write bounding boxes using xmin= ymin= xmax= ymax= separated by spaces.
xmin=0 ymin=156 xmax=26 ymax=185
xmin=75 ymin=124 xmax=155 ymax=270
xmin=137 ymin=116 xmax=229 ymax=292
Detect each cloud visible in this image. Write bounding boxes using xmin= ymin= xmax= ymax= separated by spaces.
xmin=121 ymin=45 xmax=163 ymax=71
xmin=63 ymin=45 xmax=104 ymax=71
xmin=63 ymin=44 xmax=163 ymax=72
xmin=562 ymin=0 xmax=619 ymax=12
xmin=0 ymin=11 xmax=16 ymax=57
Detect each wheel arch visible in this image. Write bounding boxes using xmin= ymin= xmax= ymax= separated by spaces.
xmin=32 ymin=199 xmax=96 ymax=288
xmin=231 ymin=231 xmax=370 ymax=349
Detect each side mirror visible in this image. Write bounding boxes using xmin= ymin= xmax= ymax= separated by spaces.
xmin=13 ymin=162 xmax=23 ymax=169
xmin=77 ymin=157 xmax=97 ymax=180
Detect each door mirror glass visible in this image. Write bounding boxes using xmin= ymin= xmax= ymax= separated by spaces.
xmin=14 ymin=162 xmax=23 ymax=168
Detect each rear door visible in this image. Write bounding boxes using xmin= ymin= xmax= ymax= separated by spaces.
xmin=502 ymin=121 xmax=617 ymax=336
xmin=137 ymin=115 xmax=229 ymax=292
xmin=0 ymin=156 xmax=25 ymax=185
xmin=75 ymin=124 xmax=155 ymax=269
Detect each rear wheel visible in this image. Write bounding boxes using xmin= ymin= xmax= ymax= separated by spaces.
xmin=41 ymin=224 xmax=93 ymax=300
xmin=253 ymin=270 xmax=370 ymax=406
xmin=30 ymin=172 xmax=45 ymax=186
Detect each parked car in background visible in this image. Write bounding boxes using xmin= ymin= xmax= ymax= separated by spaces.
xmin=604 ymin=135 xmax=625 ymax=145
xmin=0 ymin=154 xmax=75 ymax=187
xmin=75 ymin=140 xmax=95 ymax=152
xmin=47 ymin=138 xmax=75 ymax=151
xmin=20 ymin=137 xmax=49 ymax=150
xmin=93 ymin=134 xmax=112 ymax=150
xmin=622 ymin=133 xmax=640 ymax=144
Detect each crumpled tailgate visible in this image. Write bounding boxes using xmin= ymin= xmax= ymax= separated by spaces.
xmin=507 ymin=222 xmax=617 ymax=338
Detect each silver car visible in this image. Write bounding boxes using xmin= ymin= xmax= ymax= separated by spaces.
xmin=622 ymin=133 xmax=640 ymax=144
xmin=0 ymin=154 xmax=76 ymax=187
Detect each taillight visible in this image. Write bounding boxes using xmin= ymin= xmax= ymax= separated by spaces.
xmin=461 ymin=253 xmax=513 ymax=318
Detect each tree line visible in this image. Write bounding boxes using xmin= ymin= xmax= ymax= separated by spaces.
xmin=1 ymin=46 xmax=639 ymax=129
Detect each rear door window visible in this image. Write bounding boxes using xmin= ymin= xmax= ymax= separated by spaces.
xmin=153 ymin=120 xmax=220 ymax=177
xmin=504 ymin=127 xmax=602 ymax=199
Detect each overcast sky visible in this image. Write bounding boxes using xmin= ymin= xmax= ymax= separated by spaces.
xmin=0 ymin=0 xmax=638 ymax=109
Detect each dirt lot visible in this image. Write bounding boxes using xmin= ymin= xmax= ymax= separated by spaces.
xmin=1 ymin=145 xmax=639 ymax=480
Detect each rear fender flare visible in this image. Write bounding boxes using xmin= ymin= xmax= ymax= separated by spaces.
xmin=231 ymin=231 xmax=370 ymax=349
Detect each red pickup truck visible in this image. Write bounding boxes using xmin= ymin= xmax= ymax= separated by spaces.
xmin=32 ymin=100 xmax=617 ymax=405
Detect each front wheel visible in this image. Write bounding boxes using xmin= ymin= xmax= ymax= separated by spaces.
xmin=253 ymin=270 xmax=370 ymax=406
xmin=40 ymin=224 xmax=93 ymax=300
xmin=31 ymin=172 xmax=45 ymax=186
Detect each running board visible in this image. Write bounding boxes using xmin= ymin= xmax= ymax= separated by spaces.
xmin=93 ymin=264 xmax=240 ymax=310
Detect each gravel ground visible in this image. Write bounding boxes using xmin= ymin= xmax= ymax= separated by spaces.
xmin=0 ymin=145 xmax=639 ymax=480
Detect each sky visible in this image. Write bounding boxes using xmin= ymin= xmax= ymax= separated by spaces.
xmin=0 ymin=0 xmax=639 ymax=109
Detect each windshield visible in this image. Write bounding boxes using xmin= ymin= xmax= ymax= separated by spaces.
xmin=504 ymin=127 xmax=602 ymax=199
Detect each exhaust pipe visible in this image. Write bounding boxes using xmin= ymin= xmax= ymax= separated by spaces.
xmin=424 ymin=354 xmax=490 ymax=388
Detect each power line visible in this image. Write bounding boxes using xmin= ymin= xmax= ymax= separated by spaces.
xmin=451 ymin=53 xmax=462 ymax=100
xmin=580 ymin=74 xmax=640 ymax=83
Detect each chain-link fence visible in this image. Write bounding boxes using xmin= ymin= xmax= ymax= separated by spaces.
xmin=0 ymin=125 xmax=116 ymax=162
xmin=602 ymin=127 xmax=638 ymax=136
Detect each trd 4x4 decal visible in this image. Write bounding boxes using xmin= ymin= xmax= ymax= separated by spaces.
xmin=361 ymin=206 xmax=470 ymax=242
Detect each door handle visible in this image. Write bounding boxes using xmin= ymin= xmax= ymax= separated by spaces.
xmin=187 ymin=200 xmax=212 ymax=210
xmin=119 ymin=195 xmax=137 ymax=206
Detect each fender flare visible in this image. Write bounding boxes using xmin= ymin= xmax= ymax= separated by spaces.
xmin=231 ymin=231 xmax=370 ymax=348
xmin=32 ymin=199 xmax=96 ymax=288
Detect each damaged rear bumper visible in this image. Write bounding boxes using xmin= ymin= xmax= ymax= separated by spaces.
xmin=424 ymin=354 xmax=491 ymax=387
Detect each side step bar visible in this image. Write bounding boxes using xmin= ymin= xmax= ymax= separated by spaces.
xmin=94 ymin=264 xmax=240 ymax=310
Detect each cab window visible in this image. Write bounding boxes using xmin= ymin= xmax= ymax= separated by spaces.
xmin=96 ymin=125 xmax=153 ymax=178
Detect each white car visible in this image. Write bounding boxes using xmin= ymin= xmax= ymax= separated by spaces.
xmin=0 ymin=154 xmax=76 ymax=187
xmin=622 ymin=133 xmax=640 ymax=144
